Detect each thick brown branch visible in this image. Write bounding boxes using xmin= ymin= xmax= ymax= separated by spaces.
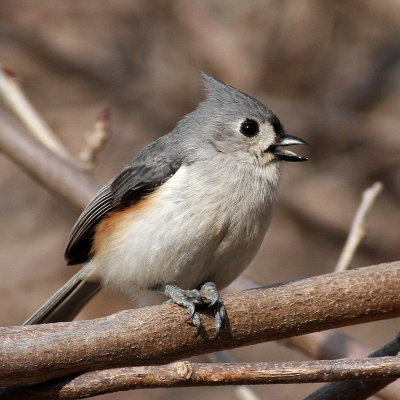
xmin=3 ymin=357 xmax=400 ymax=400
xmin=0 ymin=109 xmax=98 ymax=209
xmin=234 ymin=279 xmax=400 ymax=400
xmin=0 ymin=262 xmax=399 ymax=386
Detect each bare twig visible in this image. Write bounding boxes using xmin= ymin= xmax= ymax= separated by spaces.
xmin=3 ymin=357 xmax=400 ymax=400
xmin=335 ymin=181 xmax=383 ymax=272
xmin=283 ymin=332 xmax=400 ymax=400
xmin=304 ymin=333 xmax=400 ymax=400
xmin=0 ymin=108 xmax=98 ymax=209
xmin=0 ymin=65 xmax=73 ymax=161
xmin=0 ymin=262 xmax=399 ymax=386
xmin=208 ymin=351 xmax=260 ymax=400
xmin=78 ymin=108 xmax=111 ymax=170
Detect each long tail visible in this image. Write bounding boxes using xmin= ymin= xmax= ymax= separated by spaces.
xmin=23 ymin=271 xmax=101 ymax=325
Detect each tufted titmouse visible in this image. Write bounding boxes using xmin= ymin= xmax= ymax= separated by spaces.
xmin=24 ymin=73 xmax=307 ymax=336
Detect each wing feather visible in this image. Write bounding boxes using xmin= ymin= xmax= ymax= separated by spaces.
xmin=65 ymin=183 xmax=113 ymax=264
xmin=65 ymin=139 xmax=182 ymax=265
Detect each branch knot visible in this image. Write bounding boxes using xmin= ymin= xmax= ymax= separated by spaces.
xmin=174 ymin=361 xmax=193 ymax=379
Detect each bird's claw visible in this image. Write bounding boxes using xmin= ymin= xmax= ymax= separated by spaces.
xmin=164 ymin=282 xmax=227 ymax=339
xmin=200 ymin=282 xmax=226 ymax=339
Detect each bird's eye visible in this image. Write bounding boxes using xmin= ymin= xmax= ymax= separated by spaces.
xmin=240 ymin=119 xmax=259 ymax=137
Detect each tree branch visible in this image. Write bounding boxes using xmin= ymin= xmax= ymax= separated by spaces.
xmin=234 ymin=278 xmax=400 ymax=400
xmin=0 ymin=66 xmax=74 ymax=161
xmin=284 ymin=334 xmax=400 ymax=400
xmin=0 ymin=108 xmax=98 ymax=209
xmin=3 ymin=357 xmax=400 ymax=400
xmin=78 ymin=108 xmax=111 ymax=170
xmin=304 ymin=333 xmax=400 ymax=400
xmin=0 ymin=262 xmax=399 ymax=386
xmin=335 ymin=181 xmax=383 ymax=272
xmin=208 ymin=350 xmax=261 ymax=400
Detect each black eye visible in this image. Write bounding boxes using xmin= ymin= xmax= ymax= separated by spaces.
xmin=240 ymin=119 xmax=259 ymax=137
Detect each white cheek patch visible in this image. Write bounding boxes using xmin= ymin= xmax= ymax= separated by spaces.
xmin=247 ymin=123 xmax=276 ymax=161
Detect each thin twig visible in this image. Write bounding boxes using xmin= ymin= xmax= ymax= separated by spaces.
xmin=0 ymin=108 xmax=98 ymax=209
xmin=284 ymin=333 xmax=400 ymax=400
xmin=304 ymin=333 xmax=400 ymax=400
xmin=78 ymin=108 xmax=111 ymax=170
xmin=334 ymin=182 xmax=383 ymax=272
xmin=0 ymin=65 xmax=73 ymax=161
xmin=3 ymin=357 xmax=400 ymax=400
xmin=208 ymin=351 xmax=261 ymax=400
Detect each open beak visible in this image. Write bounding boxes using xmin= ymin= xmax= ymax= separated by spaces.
xmin=266 ymin=134 xmax=308 ymax=162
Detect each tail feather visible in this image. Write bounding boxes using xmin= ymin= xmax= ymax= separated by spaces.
xmin=23 ymin=272 xmax=101 ymax=325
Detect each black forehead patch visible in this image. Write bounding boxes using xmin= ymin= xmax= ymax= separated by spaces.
xmin=270 ymin=114 xmax=284 ymax=136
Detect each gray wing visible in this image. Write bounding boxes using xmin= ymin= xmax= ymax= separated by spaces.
xmin=65 ymin=141 xmax=182 ymax=265
xmin=65 ymin=183 xmax=114 ymax=265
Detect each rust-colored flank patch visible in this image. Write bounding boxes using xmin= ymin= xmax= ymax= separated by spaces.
xmin=92 ymin=192 xmax=158 ymax=255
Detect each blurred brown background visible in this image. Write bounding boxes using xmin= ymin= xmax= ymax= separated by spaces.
xmin=0 ymin=1 xmax=399 ymax=399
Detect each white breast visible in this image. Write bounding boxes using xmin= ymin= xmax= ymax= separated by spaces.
xmin=90 ymin=159 xmax=279 ymax=298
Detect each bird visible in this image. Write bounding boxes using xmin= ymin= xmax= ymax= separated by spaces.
xmin=24 ymin=73 xmax=308 ymax=338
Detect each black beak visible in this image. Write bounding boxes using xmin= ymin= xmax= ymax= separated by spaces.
xmin=266 ymin=134 xmax=308 ymax=162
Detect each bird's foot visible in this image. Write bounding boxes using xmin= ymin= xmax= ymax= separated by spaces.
xmin=199 ymin=282 xmax=226 ymax=338
xmin=164 ymin=282 xmax=226 ymax=339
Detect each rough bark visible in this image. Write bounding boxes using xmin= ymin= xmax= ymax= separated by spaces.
xmin=2 ymin=357 xmax=400 ymax=400
xmin=304 ymin=333 xmax=400 ymax=400
xmin=0 ymin=262 xmax=399 ymax=386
